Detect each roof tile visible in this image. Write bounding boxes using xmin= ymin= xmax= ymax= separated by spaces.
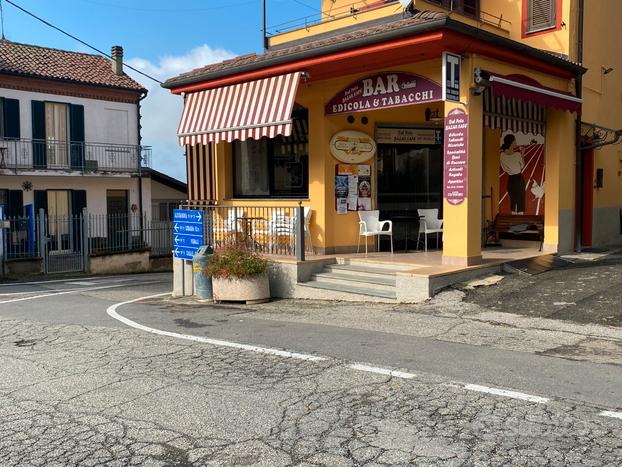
xmin=0 ymin=40 xmax=145 ymax=92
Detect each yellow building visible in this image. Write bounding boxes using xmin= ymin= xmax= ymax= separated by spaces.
xmin=164 ymin=0 xmax=621 ymax=278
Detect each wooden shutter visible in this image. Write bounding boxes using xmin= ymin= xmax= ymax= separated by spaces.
xmin=34 ymin=190 xmax=48 ymax=216
xmin=7 ymin=190 xmax=23 ymax=218
xmin=528 ymin=0 xmax=557 ymax=33
xmin=69 ymin=104 xmax=85 ymax=170
xmin=71 ymin=189 xmax=87 ymax=252
xmin=2 ymin=98 xmax=20 ymax=139
xmin=31 ymin=100 xmax=47 ymax=168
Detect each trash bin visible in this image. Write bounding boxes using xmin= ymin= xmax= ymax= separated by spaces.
xmin=192 ymin=245 xmax=213 ymax=300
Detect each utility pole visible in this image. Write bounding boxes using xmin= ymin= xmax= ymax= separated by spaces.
xmin=262 ymin=0 xmax=268 ymax=51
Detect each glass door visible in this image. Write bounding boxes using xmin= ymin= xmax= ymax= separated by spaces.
xmin=47 ymin=190 xmax=72 ymax=253
xmin=377 ymin=143 xmax=443 ymax=250
xmin=45 ymin=102 xmax=69 ymax=168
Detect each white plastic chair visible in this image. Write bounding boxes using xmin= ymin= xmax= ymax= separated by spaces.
xmin=215 ymin=208 xmax=244 ymax=246
xmin=417 ymin=208 xmax=443 ymax=251
xmin=357 ymin=210 xmax=393 ymax=255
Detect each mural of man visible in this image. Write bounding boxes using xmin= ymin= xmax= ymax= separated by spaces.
xmin=500 ymin=134 xmax=526 ymax=214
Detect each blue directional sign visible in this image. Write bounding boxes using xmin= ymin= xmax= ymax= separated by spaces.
xmin=173 ymin=209 xmax=204 ymax=260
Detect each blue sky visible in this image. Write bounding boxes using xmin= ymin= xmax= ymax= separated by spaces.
xmin=2 ymin=0 xmax=319 ymax=181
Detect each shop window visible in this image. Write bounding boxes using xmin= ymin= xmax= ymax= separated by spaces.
xmin=525 ymin=0 xmax=558 ymax=34
xmin=233 ymin=109 xmax=309 ymax=199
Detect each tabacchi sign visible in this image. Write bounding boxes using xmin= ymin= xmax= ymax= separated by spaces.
xmin=325 ymin=72 xmax=441 ymax=115
xmin=443 ymin=108 xmax=469 ymax=205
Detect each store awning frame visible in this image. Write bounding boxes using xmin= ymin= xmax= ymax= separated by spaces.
xmin=177 ymin=72 xmax=302 ymax=146
xmin=488 ymin=73 xmax=582 ymax=115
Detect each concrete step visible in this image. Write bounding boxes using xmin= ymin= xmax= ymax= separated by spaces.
xmin=298 ymin=280 xmax=397 ymax=300
xmin=325 ymin=263 xmax=399 ymax=279
xmin=338 ymin=258 xmax=414 ymax=271
xmin=312 ymin=272 xmax=396 ymax=292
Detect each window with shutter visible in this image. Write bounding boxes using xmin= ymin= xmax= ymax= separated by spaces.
xmin=527 ymin=0 xmax=558 ymax=34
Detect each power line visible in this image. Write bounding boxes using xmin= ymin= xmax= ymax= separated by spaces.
xmin=78 ymin=0 xmax=257 ymax=13
xmin=4 ymin=0 xmax=162 ymax=84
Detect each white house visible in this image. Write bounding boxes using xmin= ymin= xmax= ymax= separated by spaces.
xmin=0 ymin=40 xmax=150 ymax=222
xmin=0 ymin=40 xmax=187 ymax=271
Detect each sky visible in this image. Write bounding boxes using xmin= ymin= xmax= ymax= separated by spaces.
xmin=1 ymin=0 xmax=320 ymax=181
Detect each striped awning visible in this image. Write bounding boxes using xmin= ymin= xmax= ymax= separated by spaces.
xmin=483 ymin=89 xmax=546 ymax=135
xmin=177 ymin=72 xmax=302 ymax=145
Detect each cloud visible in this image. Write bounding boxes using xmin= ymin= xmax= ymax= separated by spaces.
xmin=126 ymin=45 xmax=236 ymax=182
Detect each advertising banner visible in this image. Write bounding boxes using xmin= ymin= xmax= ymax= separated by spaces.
xmin=443 ymin=108 xmax=469 ymax=205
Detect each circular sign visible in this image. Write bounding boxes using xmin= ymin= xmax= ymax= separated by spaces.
xmin=329 ymin=130 xmax=377 ymax=164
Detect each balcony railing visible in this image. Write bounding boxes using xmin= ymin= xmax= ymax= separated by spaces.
xmin=0 ymin=138 xmax=151 ymax=174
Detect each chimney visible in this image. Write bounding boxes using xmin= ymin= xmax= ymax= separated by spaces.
xmin=111 ymin=45 xmax=124 ymax=76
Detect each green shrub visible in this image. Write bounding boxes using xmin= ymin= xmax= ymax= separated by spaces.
xmin=204 ymin=246 xmax=268 ymax=279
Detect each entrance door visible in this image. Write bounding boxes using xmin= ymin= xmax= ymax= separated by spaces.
xmin=377 ymin=142 xmax=443 ymax=250
xmin=47 ymin=190 xmax=71 ymax=253
xmin=107 ymin=190 xmax=129 ymax=251
xmin=45 ymin=102 xmax=69 ymax=168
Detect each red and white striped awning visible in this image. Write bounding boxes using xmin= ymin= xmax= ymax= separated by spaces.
xmin=177 ymin=72 xmax=302 ymax=146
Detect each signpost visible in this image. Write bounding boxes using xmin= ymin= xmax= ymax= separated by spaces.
xmin=173 ymin=209 xmax=204 ymax=260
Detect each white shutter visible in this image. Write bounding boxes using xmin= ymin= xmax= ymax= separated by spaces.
xmin=527 ymin=0 xmax=557 ymax=33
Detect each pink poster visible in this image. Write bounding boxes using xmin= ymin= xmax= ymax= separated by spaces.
xmin=498 ymin=132 xmax=546 ymax=215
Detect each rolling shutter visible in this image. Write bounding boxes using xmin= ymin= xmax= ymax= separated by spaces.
xmin=527 ymin=0 xmax=557 ymax=33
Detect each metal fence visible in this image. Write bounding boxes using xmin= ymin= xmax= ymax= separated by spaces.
xmin=1 ymin=210 xmax=175 ymax=272
xmin=181 ymin=203 xmax=312 ymax=260
xmin=0 ymin=138 xmax=151 ymax=173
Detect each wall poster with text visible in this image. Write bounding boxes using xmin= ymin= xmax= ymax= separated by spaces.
xmin=499 ymin=131 xmax=545 ymax=216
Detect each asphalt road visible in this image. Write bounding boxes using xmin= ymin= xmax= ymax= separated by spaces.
xmin=0 ymin=270 xmax=621 ymax=465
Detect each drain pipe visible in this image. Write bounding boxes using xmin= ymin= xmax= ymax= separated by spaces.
xmin=574 ymin=0 xmax=585 ymax=252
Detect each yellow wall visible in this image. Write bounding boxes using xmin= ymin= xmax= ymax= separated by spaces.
xmin=581 ymin=0 xmax=622 ymax=211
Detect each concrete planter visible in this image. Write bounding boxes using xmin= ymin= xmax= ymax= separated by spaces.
xmin=212 ymin=273 xmax=270 ymax=304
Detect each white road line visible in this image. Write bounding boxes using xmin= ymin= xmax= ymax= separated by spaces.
xmin=600 ymin=410 xmax=622 ymax=420
xmin=0 ymin=281 xmax=162 ymax=304
xmin=107 ymin=293 xmax=328 ymax=362
xmin=349 ymin=363 xmax=416 ymax=379
xmin=464 ymin=384 xmax=549 ymax=404
xmin=0 ymin=276 xmax=117 ymax=286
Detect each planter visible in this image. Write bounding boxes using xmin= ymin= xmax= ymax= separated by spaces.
xmin=212 ymin=272 xmax=270 ymax=304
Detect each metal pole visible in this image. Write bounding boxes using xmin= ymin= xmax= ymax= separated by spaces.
xmin=37 ymin=208 xmax=47 ymax=273
xmin=295 ymin=203 xmax=305 ymax=262
xmin=82 ymin=208 xmax=89 ymax=272
xmin=574 ymin=0 xmax=585 ymax=252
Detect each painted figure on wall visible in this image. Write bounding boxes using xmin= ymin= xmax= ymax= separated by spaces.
xmin=499 ymin=132 xmax=545 ymax=216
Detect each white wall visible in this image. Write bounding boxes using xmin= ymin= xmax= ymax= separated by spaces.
xmin=0 ymin=88 xmax=138 ymax=145
xmin=0 ymin=174 xmax=143 ymax=217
